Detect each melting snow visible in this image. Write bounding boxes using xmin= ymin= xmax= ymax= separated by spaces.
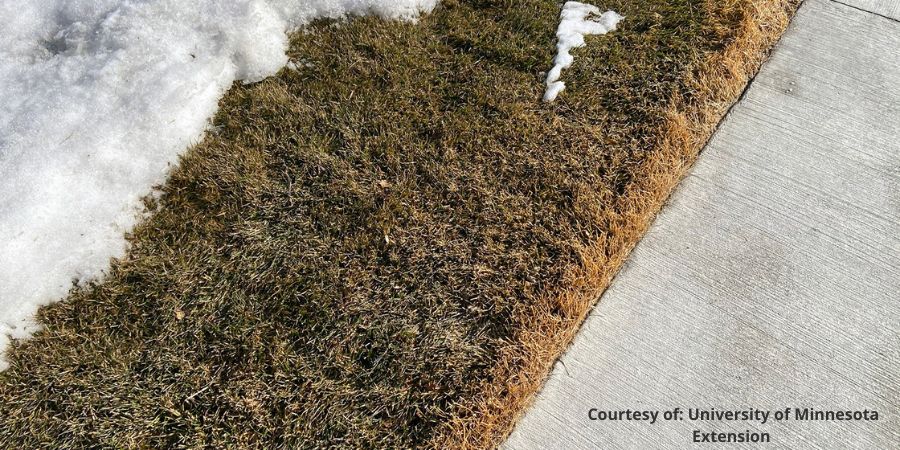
xmin=544 ymin=2 xmax=622 ymax=102
xmin=0 ymin=0 xmax=438 ymax=370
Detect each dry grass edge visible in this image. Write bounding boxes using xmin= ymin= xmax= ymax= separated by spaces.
xmin=434 ymin=1 xmax=803 ymax=447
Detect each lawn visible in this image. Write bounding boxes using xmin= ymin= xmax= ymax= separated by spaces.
xmin=0 ymin=0 xmax=798 ymax=448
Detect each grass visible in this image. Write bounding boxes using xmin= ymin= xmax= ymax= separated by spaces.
xmin=0 ymin=0 xmax=799 ymax=448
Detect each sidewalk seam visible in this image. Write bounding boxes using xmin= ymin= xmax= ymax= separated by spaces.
xmin=829 ymin=0 xmax=900 ymax=24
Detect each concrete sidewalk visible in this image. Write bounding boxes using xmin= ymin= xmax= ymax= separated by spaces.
xmin=505 ymin=0 xmax=900 ymax=448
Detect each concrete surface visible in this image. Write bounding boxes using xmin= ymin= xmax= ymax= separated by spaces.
xmin=504 ymin=0 xmax=900 ymax=448
xmin=840 ymin=0 xmax=900 ymax=19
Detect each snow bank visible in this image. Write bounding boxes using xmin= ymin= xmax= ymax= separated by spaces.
xmin=544 ymin=2 xmax=622 ymax=102
xmin=0 ymin=0 xmax=438 ymax=370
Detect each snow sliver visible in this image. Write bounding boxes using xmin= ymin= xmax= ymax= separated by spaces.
xmin=544 ymin=2 xmax=622 ymax=102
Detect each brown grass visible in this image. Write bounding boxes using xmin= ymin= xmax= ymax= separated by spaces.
xmin=0 ymin=1 xmax=799 ymax=448
xmin=435 ymin=1 xmax=800 ymax=447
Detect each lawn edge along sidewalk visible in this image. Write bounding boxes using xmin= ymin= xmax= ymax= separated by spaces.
xmin=437 ymin=1 xmax=803 ymax=448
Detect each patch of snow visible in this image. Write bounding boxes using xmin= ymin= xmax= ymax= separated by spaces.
xmin=544 ymin=2 xmax=622 ymax=102
xmin=0 ymin=0 xmax=438 ymax=370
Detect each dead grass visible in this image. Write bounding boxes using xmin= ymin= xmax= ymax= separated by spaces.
xmin=0 ymin=0 xmax=799 ymax=448
xmin=436 ymin=1 xmax=801 ymax=447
